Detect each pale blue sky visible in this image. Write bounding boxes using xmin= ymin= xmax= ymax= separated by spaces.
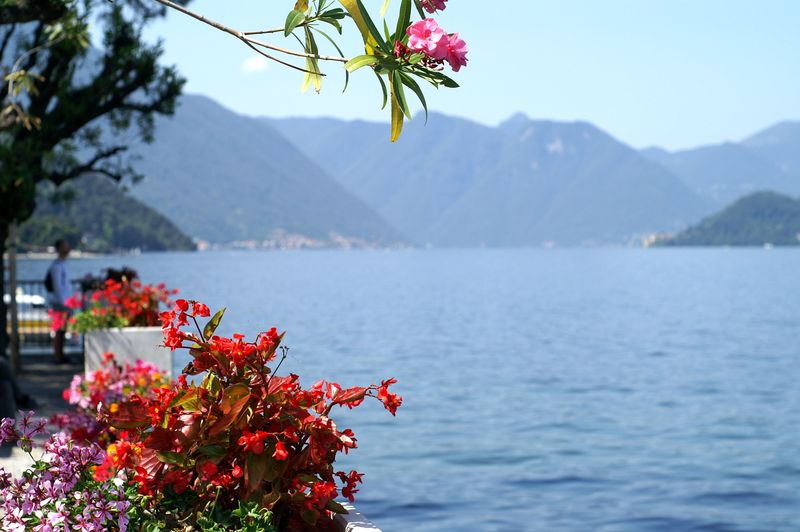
xmin=143 ymin=1 xmax=800 ymax=150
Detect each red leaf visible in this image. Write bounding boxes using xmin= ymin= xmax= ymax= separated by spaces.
xmin=108 ymin=401 xmax=150 ymax=429
xmin=144 ymin=427 xmax=179 ymax=451
xmin=333 ymin=386 xmax=367 ymax=406
xmin=208 ymin=383 xmax=251 ymax=436
xmin=245 ymin=452 xmax=269 ymax=494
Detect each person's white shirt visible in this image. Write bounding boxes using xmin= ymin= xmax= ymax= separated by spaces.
xmin=48 ymin=258 xmax=72 ymax=309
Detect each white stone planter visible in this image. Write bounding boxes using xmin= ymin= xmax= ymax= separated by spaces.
xmin=84 ymin=327 xmax=173 ymax=378
xmin=334 ymin=502 xmax=381 ymax=531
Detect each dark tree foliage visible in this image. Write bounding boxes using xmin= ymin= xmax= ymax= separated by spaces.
xmin=0 ymin=0 xmax=69 ymax=24
xmin=19 ymin=175 xmax=196 ymax=253
xmin=0 ymin=0 xmax=189 ymax=357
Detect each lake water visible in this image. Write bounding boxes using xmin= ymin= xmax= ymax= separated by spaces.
xmin=19 ymin=249 xmax=800 ymax=531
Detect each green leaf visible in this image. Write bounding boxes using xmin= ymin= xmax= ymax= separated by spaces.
xmin=312 ymin=26 xmax=349 ymax=91
xmin=326 ymin=500 xmax=349 ymax=514
xmin=395 ymin=0 xmax=412 ymax=44
xmin=389 ymin=76 xmax=404 ymax=142
xmin=302 ymin=57 xmax=323 ymax=93
xmin=201 ymin=372 xmax=222 ymax=393
xmin=157 ymin=451 xmax=193 ymax=467
xmin=399 ymin=71 xmax=428 ymax=122
xmin=383 ymin=18 xmax=391 ymax=43
xmin=345 ymin=54 xmax=379 ymax=72
xmin=408 ymin=52 xmax=425 ymax=65
xmin=392 ymin=70 xmax=413 ymax=120
xmin=319 ymin=16 xmax=343 ymax=34
xmin=380 ymin=0 xmax=391 ymax=17
xmin=171 ymin=388 xmax=203 ymax=412
xmin=375 ymin=71 xmax=388 ymax=109
xmin=300 ymin=507 xmax=318 ymax=525
xmin=437 ymin=73 xmax=460 ymax=89
xmin=284 ymin=10 xmax=306 ymax=37
xmin=302 ymin=28 xmax=323 ymax=94
xmin=338 ymin=0 xmax=378 ymax=54
xmin=246 ymin=452 xmax=269 ymax=493
xmin=203 ymin=308 xmax=225 ymax=339
xmin=199 ymin=445 xmax=228 ymax=458
xmin=297 ymin=473 xmax=319 ymax=484
xmin=320 ymin=8 xmax=346 ymax=19
xmin=354 ymin=0 xmax=388 ymax=50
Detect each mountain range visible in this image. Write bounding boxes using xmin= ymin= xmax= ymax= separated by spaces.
xmin=125 ymin=96 xmax=404 ymax=248
xmin=272 ymin=112 xmax=713 ymax=246
xmin=641 ymin=123 xmax=800 ymax=207
xmin=112 ymin=94 xmax=800 ymax=248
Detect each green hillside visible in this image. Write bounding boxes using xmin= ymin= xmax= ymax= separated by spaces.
xmin=127 ymin=95 xmax=405 ymax=247
xmin=659 ymin=191 xmax=800 ymax=247
xmin=19 ymin=174 xmax=195 ymax=252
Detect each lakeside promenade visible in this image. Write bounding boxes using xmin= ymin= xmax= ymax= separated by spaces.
xmin=0 ymin=356 xmax=82 ymax=476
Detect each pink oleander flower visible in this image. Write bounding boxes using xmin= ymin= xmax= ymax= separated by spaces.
xmin=445 ymin=32 xmax=468 ymax=72
xmin=421 ymin=0 xmax=447 ymax=12
xmin=407 ymin=18 xmax=449 ymax=60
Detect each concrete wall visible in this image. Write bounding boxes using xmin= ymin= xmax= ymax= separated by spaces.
xmin=84 ymin=327 xmax=173 ymax=378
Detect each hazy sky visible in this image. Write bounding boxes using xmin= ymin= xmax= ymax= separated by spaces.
xmin=143 ymin=1 xmax=800 ymax=150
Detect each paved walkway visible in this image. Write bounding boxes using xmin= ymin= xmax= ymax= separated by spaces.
xmin=0 ymin=355 xmax=84 ymax=477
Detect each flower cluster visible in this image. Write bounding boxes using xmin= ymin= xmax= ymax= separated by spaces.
xmin=51 ymin=352 xmax=169 ymax=444
xmin=0 ymin=414 xmax=130 ymax=531
xmin=336 ymin=0 xmax=467 ymax=140
xmin=70 ymin=278 xmax=177 ymax=333
xmin=47 ymin=293 xmax=82 ymax=332
xmin=96 ymin=299 xmax=402 ymax=528
xmin=405 ymin=18 xmax=468 ymax=72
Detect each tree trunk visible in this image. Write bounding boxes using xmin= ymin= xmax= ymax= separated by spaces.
xmin=0 ymin=221 xmax=8 ymax=362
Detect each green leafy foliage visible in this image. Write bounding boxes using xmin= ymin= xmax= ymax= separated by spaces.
xmin=70 ymin=309 xmax=128 ymax=334
xmin=126 ymin=488 xmax=278 ymax=532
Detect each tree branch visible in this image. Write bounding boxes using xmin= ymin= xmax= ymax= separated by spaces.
xmin=151 ymin=0 xmax=348 ymax=71
xmin=49 ymin=145 xmax=128 ymax=186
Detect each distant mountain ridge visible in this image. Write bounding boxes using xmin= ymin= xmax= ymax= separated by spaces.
xmin=107 ymin=93 xmax=798 ymax=249
xmin=641 ymin=122 xmax=800 ymax=207
xmin=271 ymin=112 xmax=711 ymax=246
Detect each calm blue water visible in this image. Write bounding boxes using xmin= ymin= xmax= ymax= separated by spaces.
xmin=20 ymin=249 xmax=800 ymax=531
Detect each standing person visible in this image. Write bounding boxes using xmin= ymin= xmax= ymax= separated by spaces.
xmin=46 ymin=239 xmax=72 ymax=364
